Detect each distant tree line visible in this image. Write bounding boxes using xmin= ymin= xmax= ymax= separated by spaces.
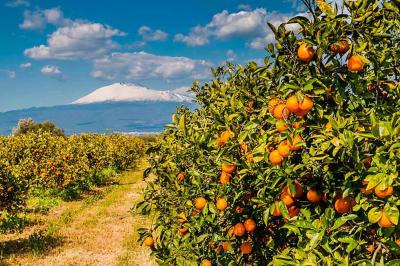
xmin=12 ymin=118 xmax=65 ymax=137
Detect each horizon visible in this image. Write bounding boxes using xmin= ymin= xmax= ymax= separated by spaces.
xmin=0 ymin=0 xmax=312 ymax=112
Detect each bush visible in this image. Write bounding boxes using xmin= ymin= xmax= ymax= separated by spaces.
xmin=138 ymin=0 xmax=400 ymax=265
xmin=12 ymin=118 xmax=65 ymax=137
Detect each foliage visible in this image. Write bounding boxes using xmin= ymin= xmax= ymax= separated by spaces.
xmin=0 ymin=130 xmax=146 ymax=215
xmin=12 ymin=118 xmax=65 ymax=137
xmin=138 ymin=0 xmax=400 ymax=265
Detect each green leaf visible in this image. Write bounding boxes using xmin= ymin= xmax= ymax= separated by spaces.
xmin=367 ymin=207 xmax=382 ymax=224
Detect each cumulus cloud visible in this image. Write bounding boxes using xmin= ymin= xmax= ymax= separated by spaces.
xmin=25 ymin=22 xmax=126 ymax=60
xmin=20 ymin=62 xmax=32 ymax=69
xmin=91 ymin=52 xmax=212 ymax=82
xmin=175 ymin=8 xmax=307 ymax=50
xmin=19 ymin=7 xmax=70 ymax=30
xmin=138 ymin=26 xmax=168 ymax=42
xmin=40 ymin=65 xmax=64 ymax=79
xmin=5 ymin=0 xmax=29 ymax=7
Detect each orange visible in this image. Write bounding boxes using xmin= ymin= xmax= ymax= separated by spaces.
xmin=221 ymin=163 xmax=236 ymax=174
xmin=216 ymin=138 xmax=225 ymax=147
xmin=292 ymin=122 xmax=302 ymax=129
xmin=347 ymin=55 xmax=364 ymax=72
xmin=277 ymin=141 xmax=290 ymax=157
xmin=272 ymin=201 xmax=282 ymax=216
xmin=177 ymin=172 xmax=185 ymax=181
xmin=298 ymin=43 xmax=315 ymax=62
xmin=233 ymin=223 xmax=246 ymax=237
xmin=286 ymin=95 xmax=300 ymax=113
xmin=374 ymin=185 xmax=393 ymax=198
xmin=220 ymin=172 xmax=231 ymax=184
xmin=395 ymin=239 xmax=400 ymax=246
xmin=365 ymin=244 xmax=374 ymax=253
xmin=288 ymin=205 xmax=300 ymax=218
xmin=177 ymin=212 xmax=187 ymax=223
xmin=298 ymin=96 xmax=313 ymax=112
xmin=240 ymin=144 xmax=250 ymax=153
xmin=284 ymin=180 xmax=304 ymax=198
xmin=294 ymin=108 xmax=309 ymax=118
xmin=280 ymin=192 xmax=295 ymax=206
xmin=334 ymin=196 xmax=353 ymax=214
xmin=244 ymin=218 xmax=256 ymax=233
xmin=220 ymin=130 xmax=232 ymax=142
xmin=200 ymin=259 xmax=212 ymax=266
xmin=288 ymin=135 xmax=302 ymax=151
xmin=178 ymin=227 xmax=188 ymax=237
xmin=240 ymin=242 xmax=252 ymax=254
xmin=307 ymin=189 xmax=322 ymax=203
xmin=268 ymin=98 xmax=282 ymax=114
xmin=273 ymin=104 xmax=290 ymax=120
xmin=194 ymin=197 xmax=207 ymax=210
xmin=361 ymin=185 xmax=374 ymax=195
xmin=144 ymin=236 xmax=154 ymax=247
xmin=222 ymin=241 xmax=231 ymax=250
xmin=276 ymin=121 xmax=288 ymax=132
xmin=235 ymin=206 xmax=245 ymax=214
xmin=378 ymin=211 xmax=394 ymax=228
xmin=329 ymin=40 xmax=349 ymax=54
xmin=216 ymin=198 xmax=228 ymax=211
xmin=269 ymin=150 xmax=283 ymax=165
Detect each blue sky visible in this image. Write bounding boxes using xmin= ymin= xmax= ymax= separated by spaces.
xmin=0 ymin=0 xmax=306 ymax=111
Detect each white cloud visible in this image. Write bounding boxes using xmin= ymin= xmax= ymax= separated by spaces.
xmin=20 ymin=62 xmax=32 ymax=69
xmin=40 ymin=65 xmax=63 ymax=79
xmin=174 ymin=8 xmax=307 ymax=49
xmin=19 ymin=7 xmax=70 ymax=30
xmin=138 ymin=26 xmax=168 ymax=42
xmin=237 ymin=4 xmax=252 ymax=11
xmin=5 ymin=0 xmax=29 ymax=7
xmin=0 ymin=69 xmax=16 ymax=78
xmin=25 ymin=22 xmax=126 ymax=60
xmin=226 ymin=49 xmax=237 ymax=61
xmin=91 ymin=52 xmax=212 ymax=82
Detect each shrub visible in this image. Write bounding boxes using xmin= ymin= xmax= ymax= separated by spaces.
xmin=138 ymin=0 xmax=400 ymax=264
xmin=12 ymin=118 xmax=65 ymax=137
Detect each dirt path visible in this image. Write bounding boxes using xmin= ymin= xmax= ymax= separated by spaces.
xmin=0 ymin=163 xmax=156 ymax=266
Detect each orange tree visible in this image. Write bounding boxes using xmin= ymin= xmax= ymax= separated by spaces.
xmin=138 ymin=0 xmax=400 ymax=264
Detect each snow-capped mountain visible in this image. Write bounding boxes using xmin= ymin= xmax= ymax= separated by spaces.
xmin=72 ymin=83 xmax=193 ymax=104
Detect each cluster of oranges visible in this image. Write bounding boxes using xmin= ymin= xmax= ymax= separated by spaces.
xmin=297 ymin=41 xmax=365 ymax=72
xmin=267 ymin=95 xmax=313 ymax=166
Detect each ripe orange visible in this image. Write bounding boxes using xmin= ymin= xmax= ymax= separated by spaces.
xmin=284 ymin=180 xmax=304 ymax=198
xmin=288 ymin=205 xmax=300 ymax=218
xmin=268 ymin=98 xmax=282 ymax=114
xmin=277 ymin=141 xmax=290 ymax=157
xmin=374 ymin=185 xmax=393 ymax=198
xmin=144 ymin=236 xmax=154 ymax=247
xmin=178 ymin=227 xmax=188 ymax=237
xmin=194 ymin=197 xmax=207 ymax=210
xmin=273 ymin=104 xmax=290 ymax=120
xmin=221 ymin=163 xmax=236 ymax=174
xmin=244 ymin=218 xmax=256 ymax=233
xmin=307 ymin=189 xmax=322 ymax=203
xmin=298 ymin=96 xmax=313 ymax=113
xmin=294 ymin=108 xmax=309 ymax=118
xmin=347 ymin=55 xmax=364 ymax=72
xmin=288 ymin=135 xmax=302 ymax=151
xmin=177 ymin=172 xmax=185 ymax=181
xmin=216 ymin=138 xmax=225 ymax=147
xmin=240 ymin=242 xmax=252 ymax=254
xmin=269 ymin=150 xmax=283 ymax=165
xmin=280 ymin=192 xmax=295 ymax=206
xmin=395 ymin=239 xmax=400 ymax=246
xmin=177 ymin=212 xmax=187 ymax=223
xmin=360 ymin=182 xmax=374 ymax=195
xmin=378 ymin=211 xmax=394 ymax=228
xmin=233 ymin=223 xmax=246 ymax=237
xmin=216 ymin=198 xmax=228 ymax=211
xmin=286 ymin=95 xmax=300 ymax=113
xmin=334 ymin=196 xmax=353 ymax=214
xmin=365 ymin=244 xmax=374 ymax=253
xmin=220 ymin=172 xmax=231 ymax=184
xmin=200 ymin=259 xmax=212 ymax=266
xmin=292 ymin=122 xmax=302 ymax=129
xmin=220 ymin=130 xmax=232 ymax=142
xmin=298 ymin=43 xmax=315 ymax=62
xmin=276 ymin=121 xmax=288 ymax=132
xmin=272 ymin=201 xmax=282 ymax=216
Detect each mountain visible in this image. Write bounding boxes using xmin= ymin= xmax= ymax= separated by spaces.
xmin=0 ymin=101 xmax=196 ymax=136
xmin=73 ymin=83 xmax=193 ymax=104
